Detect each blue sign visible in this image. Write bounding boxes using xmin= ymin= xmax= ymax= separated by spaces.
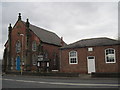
xmin=16 ymin=56 xmax=20 ymax=71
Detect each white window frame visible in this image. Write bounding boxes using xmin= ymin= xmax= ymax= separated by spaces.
xmin=69 ymin=51 xmax=78 ymax=64
xmin=32 ymin=41 xmax=37 ymax=51
xmin=105 ymin=48 xmax=116 ymax=63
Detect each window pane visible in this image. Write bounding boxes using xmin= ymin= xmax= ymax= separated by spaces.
xmin=16 ymin=41 xmax=21 ymax=53
xmin=69 ymin=51 xmax=77 ymax=64
xmin=105 ymin=48 xmax=115 ymax=63
xmin=70 ymin=58 xmax=77 ymax=64
xmin=70 ymin=51 xmax=76 ymax=57
xmin=32 ymin=41 xmax=37 ymax=51
xmin=32 ymin=54 xmax=37 ymax=65
xmin=106 ymin=50 xmax=108 ymax=55
xmin=111 ymin=50 xmax=114 ymax=54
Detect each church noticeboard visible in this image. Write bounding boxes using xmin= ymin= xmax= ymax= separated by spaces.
xmin=38 ymin=55 xmax=43 ymax=61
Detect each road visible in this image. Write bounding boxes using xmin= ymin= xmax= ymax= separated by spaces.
xmin=2 ymin=75 xmax=120 ymax=88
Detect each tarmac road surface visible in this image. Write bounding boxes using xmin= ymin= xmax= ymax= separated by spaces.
xmin=2 ymin=74 xmax=120 ymax=88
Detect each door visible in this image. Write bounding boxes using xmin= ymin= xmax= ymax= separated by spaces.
xmin=87 ymin=56 xmax=96 ymax=74
xmin=16 ymin=56 xmax=20 ymax=71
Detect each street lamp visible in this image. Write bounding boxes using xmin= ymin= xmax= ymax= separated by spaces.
xmin=20 ymin=34 xmax=24 ymax=75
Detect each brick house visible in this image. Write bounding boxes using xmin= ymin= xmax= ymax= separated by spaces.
xmin=60 ymin=38 xmax=120 ymax=74
xmin=3 ymin=13 xmax=66 ymax=72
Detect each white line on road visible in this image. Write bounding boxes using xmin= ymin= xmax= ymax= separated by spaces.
xmin=3 ymin=78 xmax=120 ymax=87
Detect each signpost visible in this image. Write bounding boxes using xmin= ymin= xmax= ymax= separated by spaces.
xmin=38 ymin=55 xmax=43 ymax=61
xmin=37 ymin=55 xmax=43 ymax=72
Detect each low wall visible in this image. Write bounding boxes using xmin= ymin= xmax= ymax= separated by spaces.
xmin=91 ymin=72 xmax=120 ymax=78
xmin=4 ymin=71 xmax=120 ymax=78
xmin=5 ymin=71 xmax=80 ymax=77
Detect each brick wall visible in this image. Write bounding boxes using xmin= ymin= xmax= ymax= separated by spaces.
xmin=42 ymin=43 xmax=60 ymax=70
xmin=60 ymin=45 xmax=119 ymax=74
xmin=11 ymin=21 xmax=26 ymax=70
xmin=9 ymin=20 xmax=61 ymax=71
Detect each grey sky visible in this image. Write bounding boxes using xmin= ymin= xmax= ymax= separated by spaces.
xmin=0 ymin=2 xmax=118 ymax=59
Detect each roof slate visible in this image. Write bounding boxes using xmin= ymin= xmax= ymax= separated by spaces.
xmin=23 ymin=21 xmax=62 ymax=46
xmin=61 ymin=37 xmax=120 ymax=49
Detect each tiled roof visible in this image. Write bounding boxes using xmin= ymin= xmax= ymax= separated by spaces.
xmin=61 ymin=37 xmax=120 ymax=49
xmin=23 ymin=21 xmax=63 ymax=46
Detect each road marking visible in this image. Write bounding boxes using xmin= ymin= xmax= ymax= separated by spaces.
xmin=50 ymin=82 xmax=119 ymax=87
xmin=3 ymin=78 xmax=120 ymax=87
xmin=15 ymin=80 xmax=26 ymax=82
xmin=4 ymin=79 xmax=15 ymax=81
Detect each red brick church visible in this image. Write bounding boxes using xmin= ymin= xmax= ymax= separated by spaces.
xmin=3 ymin=13 xmax=66 ymax=72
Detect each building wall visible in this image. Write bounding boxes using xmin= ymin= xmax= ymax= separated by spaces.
xmin=7 ymin=20 xmax=61 ymax=72
xmin=42 ymin=43 xmax=60 ymax=70
xmin=10 ymin=21 xmax=27 ymax=71
xmin=25 ymin=28 xmax=40 ymax=71
xmin=60 ymin=45 xmax=119 ymax=73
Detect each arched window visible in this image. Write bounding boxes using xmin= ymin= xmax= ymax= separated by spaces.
xmin=53 ymin=53 xmax=57 ymax=66
xmin=16 ymin=40 xmax=21 ymax=53
xmin=43 ymin=50 xmax=48 ymax=59
xmin=69 ymin=51 xmax=78 ymax=64
xmin=105 ymin=48 xmax=116 ymax=63
xmin=32 ymin=54 xmax=37 ymax=65
xmin=32 ymin=41 xmax=37 ymax=51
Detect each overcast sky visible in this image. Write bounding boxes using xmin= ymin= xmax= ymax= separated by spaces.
xmin=0 ymin=1 xmax=118 ymax=59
